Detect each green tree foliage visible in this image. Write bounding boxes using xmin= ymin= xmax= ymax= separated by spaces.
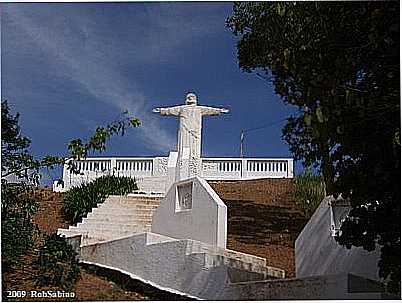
xmin=63 ymin=175 xmax=137 ymax=224
xmin=294 ymin=171 xmax=326 ymax=218
xmin=227 ymin=2 xmax=400 ymax=293
xmin=35 ymin=234 xmax=80 ymax=291
xmin=65 ymin=112 xmax=141 ymax=173
xmin=1 ymin=101 xmax=141 ymax=178
xmin=1 ymin=101 xmax=35 ymax=180
xmin=1 ymin=100 xmax=141 ymax=289
xmin=1 ymin=101 xmax=40 ymax=270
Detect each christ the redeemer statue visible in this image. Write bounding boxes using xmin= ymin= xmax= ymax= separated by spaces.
xmin=153 ymin=93 xmax=229 ymax=160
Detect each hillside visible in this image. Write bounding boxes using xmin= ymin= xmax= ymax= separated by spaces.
xmin=2 ymin=188 xmax=187 ymax=301
xmin=3 ymin=179 xmax=307 ymax=300
xmin=209 ymin=178 xmax=308 ymax=277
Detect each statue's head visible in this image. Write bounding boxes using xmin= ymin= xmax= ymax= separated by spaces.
xmin=185 ymin=92 xmax=197 ymax=105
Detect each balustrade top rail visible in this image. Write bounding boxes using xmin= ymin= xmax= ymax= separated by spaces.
xmin=71 ymin=156 xmax=292 ymax=161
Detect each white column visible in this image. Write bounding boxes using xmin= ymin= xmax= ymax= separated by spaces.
xmin=288 ymin=159 xmax=294 ymax=178
xmin=110 ymin=158 xmax=117 ymax=175
xmin=242 ymin=159 xmax=247 ymax=178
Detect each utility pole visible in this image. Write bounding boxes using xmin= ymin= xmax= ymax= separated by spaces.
xmin=239 ymin=118 xmax=286 ymax=158
xmin=240 ymin=130 xmax=245 ymax=157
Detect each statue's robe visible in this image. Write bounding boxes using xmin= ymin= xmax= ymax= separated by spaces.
xmin=157 ymin=104 xmax=226 ymax=159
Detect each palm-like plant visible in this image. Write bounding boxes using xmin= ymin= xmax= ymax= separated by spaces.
xmin=294 ymin=170 xmax=326 ymax=217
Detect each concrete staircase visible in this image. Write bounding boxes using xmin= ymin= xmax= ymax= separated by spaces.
xmin=184 ymin=240 xmax=285 ymax=280
xmin=58 ymin=195 xmax=162 ymax=245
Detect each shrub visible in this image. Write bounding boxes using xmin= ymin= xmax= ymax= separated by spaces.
xmin=35 ymin=234 xmax=80 ymax=291
xmin=63 ymin=175 xmax=137 ymax=224
xmin=294 ymin=170 xmax=326 ymax=218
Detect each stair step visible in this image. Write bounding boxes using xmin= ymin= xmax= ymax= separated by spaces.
xmin=82 ymin=218 xmax=152 ymax=225
xmin=69 ymin=228 xmax=150 ymax=240
xmin=104 ymin=197 xmax=161 ymax=205
xmin=110 ymin=194 xmax=162 ymax=199
xmin=91 ymin=208 xmax=155 ymax=216
xmin=74 ymin=222 xmax=151 ymax=230
xmin=85 ymin=213 xmax=153 ymax=221
xmin=95 ymin=204 xmax=158 ymax=210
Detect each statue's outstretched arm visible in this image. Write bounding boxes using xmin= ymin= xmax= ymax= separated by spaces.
xmin=152 ymin=106 xmax=181 ymax=116
xmin=200 ymin=106 xmax=229 ymax=116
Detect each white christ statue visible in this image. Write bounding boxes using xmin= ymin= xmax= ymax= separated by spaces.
xmin=153 ymin=93 xmax=229 ymax=160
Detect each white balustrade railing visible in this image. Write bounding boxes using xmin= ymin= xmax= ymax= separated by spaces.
xmin=55 ymin=156 xmax=293 ymax=193
xmin=200 ymin=157 xmax=293 ymax=180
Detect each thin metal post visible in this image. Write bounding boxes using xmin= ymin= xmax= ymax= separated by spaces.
xmin=240 ymin=130 xmax=244 ymax=158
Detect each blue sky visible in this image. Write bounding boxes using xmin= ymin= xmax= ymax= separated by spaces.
xmin=2 ymin=2 xmax=300 ymax=184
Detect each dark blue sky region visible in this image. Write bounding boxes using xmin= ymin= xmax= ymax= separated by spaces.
xmin=2 ymin=2 xmax=300 ymax=184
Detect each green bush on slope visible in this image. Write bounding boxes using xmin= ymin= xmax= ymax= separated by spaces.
xmin=63 ymin=175 xmax=137 ymax=224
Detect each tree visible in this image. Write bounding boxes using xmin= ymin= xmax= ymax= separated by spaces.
xmin=1 ymin=100 xmax=141 ymax=273
xmin=227 ymin=2 xmax=400 ymax=293
xmin=1 ymin=100 xmax=40 ymax=270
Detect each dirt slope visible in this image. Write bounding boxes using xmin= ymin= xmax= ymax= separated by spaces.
xmin=209 ymin=178 xmax=308 ymax=277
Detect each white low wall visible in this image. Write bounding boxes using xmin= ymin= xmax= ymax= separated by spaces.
xmin=295 ymin=196 xmax=381 ymax=280
xmin=77 ymin=232 xmax=384 ymax=300
xmin=151 ymin=176 xmax=227 ymax=248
